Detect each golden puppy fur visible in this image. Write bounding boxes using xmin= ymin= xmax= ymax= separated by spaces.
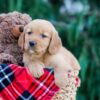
xmin=18 ymin=19 xmax=80 ymax=87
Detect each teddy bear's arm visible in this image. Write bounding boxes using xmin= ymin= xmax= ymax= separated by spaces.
xmin=0 ymin=53 xmax=17 ymax=64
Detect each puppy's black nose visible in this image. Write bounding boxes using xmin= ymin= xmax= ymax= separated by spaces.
xmin=29 ymin=41 xmax=36 ymax=47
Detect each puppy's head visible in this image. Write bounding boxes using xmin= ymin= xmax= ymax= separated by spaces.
xmin=18 ymin=19 xmax=62 ymax=57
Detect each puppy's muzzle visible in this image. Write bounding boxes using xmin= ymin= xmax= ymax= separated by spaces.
xmin=29 ymin=41 xmax=37 ymax=47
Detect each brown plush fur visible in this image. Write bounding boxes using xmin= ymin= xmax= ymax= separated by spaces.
xmin=0 ymin=11 xmax=32 ymax=65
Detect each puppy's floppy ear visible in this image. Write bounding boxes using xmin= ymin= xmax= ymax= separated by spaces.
xmin=48 ymin=32 xmax=62 ymax=54
xmin=18 ymin=32 xmax=25 ymax=51
xmin=11 ymin=25 xmax=24 ymax=37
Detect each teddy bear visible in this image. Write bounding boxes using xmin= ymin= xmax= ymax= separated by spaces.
xmin=0 ymin=11 xmax=32 ymax=66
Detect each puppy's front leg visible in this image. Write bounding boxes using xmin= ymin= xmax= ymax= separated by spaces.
xmin=27 ymin=62 xmax=45 ymax=78
xmin=54 ymin=67 xmax=69 ymax=88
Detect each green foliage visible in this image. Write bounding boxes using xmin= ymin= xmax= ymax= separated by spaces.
xmin=0 ymin=0 xmax=100 ymax=99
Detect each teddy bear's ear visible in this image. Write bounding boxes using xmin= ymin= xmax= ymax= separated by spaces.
xmin=19 ymin=26 xmax=24 ymax=32
xmin=12 ymin=25 xmax=24 ymax=38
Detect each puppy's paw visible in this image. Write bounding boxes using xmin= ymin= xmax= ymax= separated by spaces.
xmin=55 ymin=79 xmax=67 ymax=88
xmin=54 ymin=73 xmax=68 ymax=88
xmin=32 ymin=67 xmax=44 ymax=78
xmin=28 ymin=63 xmax=44 ymax=78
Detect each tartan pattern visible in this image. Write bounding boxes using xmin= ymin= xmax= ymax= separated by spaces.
xmin=0 ymin=64 xmax=14 ymax=92
xmin=0 ymin=64 xmax=59 ymax=100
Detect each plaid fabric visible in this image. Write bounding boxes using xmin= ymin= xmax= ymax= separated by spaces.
xmin=0 ymin=64 xmax=59 ymax=100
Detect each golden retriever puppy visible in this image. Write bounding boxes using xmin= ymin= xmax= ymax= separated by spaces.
xmin=18 ymin=19 xmax=80 ymax=87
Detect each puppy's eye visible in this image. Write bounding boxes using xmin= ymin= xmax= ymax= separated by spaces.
xmin=41 ymin=34 xmax=47 ymax=38
xmin=27 ymin=32 xmax=32 ymax=35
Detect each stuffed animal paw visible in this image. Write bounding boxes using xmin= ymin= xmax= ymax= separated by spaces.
xmin=0 ymin=53 xmax=17 ymax=64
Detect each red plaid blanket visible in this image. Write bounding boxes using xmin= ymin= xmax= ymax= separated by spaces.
xmin=0 ymin=64 xmax=59 ymax=100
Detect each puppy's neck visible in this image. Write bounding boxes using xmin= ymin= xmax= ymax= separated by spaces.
xmin=23 ymin=52 xmax=45 ymax=63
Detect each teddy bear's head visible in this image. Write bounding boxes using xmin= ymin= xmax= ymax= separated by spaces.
xmin=0 ymin=11 xmax=32 ymax=66
xmin=0 ymin=11 xmax=32 ymax=43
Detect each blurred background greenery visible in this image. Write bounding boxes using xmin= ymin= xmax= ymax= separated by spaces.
xmin=0 ymin=0 xmax=100 ymax=100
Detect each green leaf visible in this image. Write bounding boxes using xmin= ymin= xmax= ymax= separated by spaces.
xmin=76 ymin=93 xmax=86 ymax=100
xmin=79 ymin=47 xmax=89 ymax=81
xmin=75 ymin=13 xmax=84 ymax=40
xmin=87 ymin=12 xmax=96 ymax=28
